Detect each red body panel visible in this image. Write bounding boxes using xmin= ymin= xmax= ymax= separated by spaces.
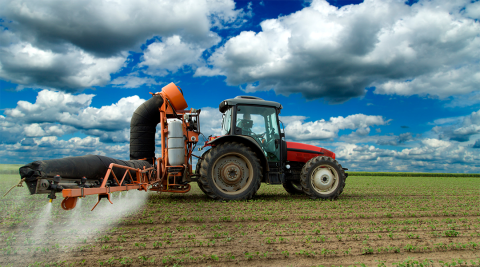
xmin=286 ymin=141 xmax=335 ymax=163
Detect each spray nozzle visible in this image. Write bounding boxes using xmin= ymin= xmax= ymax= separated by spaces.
xmin=78 ymin=176 xmax=90 ymax=188
xmin=48 ymin=175 xmax=64 ymax=200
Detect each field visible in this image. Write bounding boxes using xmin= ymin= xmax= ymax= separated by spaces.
xmin=1 ymin=169 xmax=479 ymax=267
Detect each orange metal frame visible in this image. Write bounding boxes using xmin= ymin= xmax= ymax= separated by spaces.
xmin=61 ymin=163 xmax=156 ymax=210
xmin=60 ymin=84 xmax=200 ymax=210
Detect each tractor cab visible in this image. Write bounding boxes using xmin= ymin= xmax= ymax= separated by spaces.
xmin=220 ymin=96 xmax=284 ymax=163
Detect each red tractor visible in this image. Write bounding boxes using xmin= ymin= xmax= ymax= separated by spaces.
xmin=196 ymin=95 xmax=348 ymax=201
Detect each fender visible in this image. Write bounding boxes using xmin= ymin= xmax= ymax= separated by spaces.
xmin=207 ymin=135 xmax=269 ymax=180
xmin=286 ymin=141 xmax=335 ymax=163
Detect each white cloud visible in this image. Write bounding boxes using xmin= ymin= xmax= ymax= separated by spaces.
xmin=23 ymin=124 xmax=48 ymax=137
xmin=375 ymin=132 xmax=415 ymax=146
xmin=464 ymin=1 xmax=480 ymax=19
xmin=0 ymin=0 xmax=242 ymax=91
xmin=279 ymin=115 xmax=308 ymax=125
xmin=0 ymin=42 xmax=127 ymax=91
xmin=63 ymin=95 xmax=145 ymax=131
xmin=0 ymin=0 xmax=238 ymax=56
xmin=5 ymin=90 xmax=146 ymax=131
xmin=140 ymin=35 xmax=218 ymax=75
xmin=434 ymin=108 xmax=480 ymax=142
xmin=198 ymin=0 xmax=480 ymax=103
xmin=199 ymin=107 xmax=223 ymax=137
xmin=374 ymin=65 xmax=480 ymax=98
xmin=335 ymin=139 xmax=480 ymax=173
xmin=284 ymin=114 xmax=387 ymax=141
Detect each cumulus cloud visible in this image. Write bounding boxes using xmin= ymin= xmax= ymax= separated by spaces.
xmin=5 ymin=90 xmax=146 ymax=131
xmin=198 ymin=0 xmax=480 ymax=103
xmin=0 ymin=89 xmax=150 ymax=162
xmin=284 ymin=114 xmax=387 ymax=141
xmin=0 ymin=0 xmax=242 ymax=91
xmin=0 ymin=89 xmax=151 ymax=162
xmin=434 ymin=109 xmax=480 ymax=142
xmin=376 ymin=132 xmax=414 ymax=146
xmin=199 ymin=107 xmax=223 ymax=137
xmin=335 ymin=138 xmax=480 ymax=173
xmin=140 ymin=35 xmax=218 ymax=75
xmin=0 ymin=0 xmax=238 ymax=57
xmin=279 ymin=115 xmax=308 ymax=125
xmin=374 ymin=65 xmax=480 ymax=98
xmin=0 ymin=42 xmax=126 ymax=91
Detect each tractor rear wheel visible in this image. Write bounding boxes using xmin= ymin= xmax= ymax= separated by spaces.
xmin=282 ymin=180 xmax=304 ymax=195
xmin=198 ymin=142 xmax=262 ymax=201
xmin=300 ymin=156 xmax=346 ymax=200
xmin=196 ymin=150 xmax=210 ymax=197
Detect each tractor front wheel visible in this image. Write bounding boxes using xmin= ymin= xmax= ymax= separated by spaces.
xmin=300 ymin=156 xmax=346 ymax=200
xmin=198 ymin=142 xmax=262 ymax=201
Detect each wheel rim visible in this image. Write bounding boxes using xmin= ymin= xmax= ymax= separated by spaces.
xmin=212 ymin=152 xmax=253 ymax=195
xmin=311 ymin=165 xmax=339 ymax=195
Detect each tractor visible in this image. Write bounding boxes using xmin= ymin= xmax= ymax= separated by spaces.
xmin=17 ymin=83 xmax=347 ymax=210
xmin=196 ymin=95 xmax=348 ymax=201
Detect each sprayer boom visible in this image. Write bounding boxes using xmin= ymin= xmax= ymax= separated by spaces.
xmin=60 ymin=163 xmax=156 ymax=210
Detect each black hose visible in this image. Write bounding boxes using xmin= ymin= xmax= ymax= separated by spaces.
xmin=129 ymin=95 xmax=164 ymax=163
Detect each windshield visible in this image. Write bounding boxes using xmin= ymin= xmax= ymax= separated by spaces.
xmin=236 ymin=105 xmax=280 ymax=161
xmin=221 ymin=107 xmax=232 ymax=135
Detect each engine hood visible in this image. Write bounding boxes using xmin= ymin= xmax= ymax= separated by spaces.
xmin=286 ymin=141 xmax=335 ymax=163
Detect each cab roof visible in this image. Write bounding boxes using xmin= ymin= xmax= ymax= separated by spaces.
xmin=219 ymin=96 xmax=283 ymax=113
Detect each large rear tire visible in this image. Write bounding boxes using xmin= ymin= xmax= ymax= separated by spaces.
xmin=198 ymin=142 xmax=262 ymax=201
xmin=300 ymin=156 xmax=346 ymax=200
xmin=282 ymin=180 xmax=304 ymax=195
xmin=196 ymin=150 xmax=210 ymax=197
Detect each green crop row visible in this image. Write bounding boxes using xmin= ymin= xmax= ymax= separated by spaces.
xmin=347 ymin=172 xmax=480 ymax=177
xmin=0 ymin=164 xmax=23 ymax=175
xmin=0 ymin=170 xmax=19 ymax=175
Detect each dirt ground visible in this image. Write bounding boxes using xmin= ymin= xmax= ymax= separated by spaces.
xmin=1 ymin=175 xmax=479 ymax=266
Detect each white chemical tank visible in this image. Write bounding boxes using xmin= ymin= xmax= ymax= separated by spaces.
xmin=167 ymin=119 xmax=184 ymax=166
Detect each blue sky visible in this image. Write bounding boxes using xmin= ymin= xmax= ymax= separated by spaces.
xmin=1 ymin=0 xmax=479 ymax=173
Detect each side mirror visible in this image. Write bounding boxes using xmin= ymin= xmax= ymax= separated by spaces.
xmin=279 ymin=120 xmax=285 ymax=139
